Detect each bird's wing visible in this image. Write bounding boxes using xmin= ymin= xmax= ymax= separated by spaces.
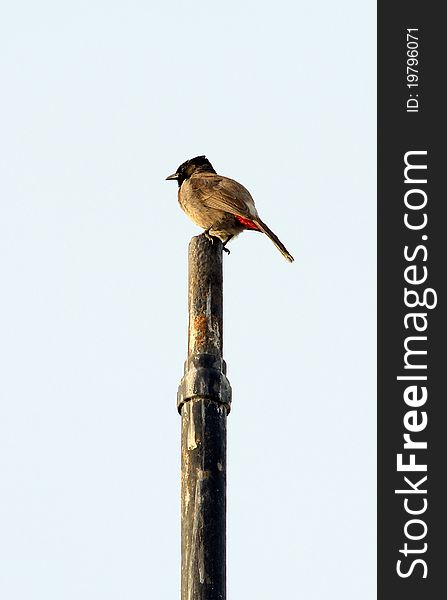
xmin=189 ymin=173 xmax=258 ymax=219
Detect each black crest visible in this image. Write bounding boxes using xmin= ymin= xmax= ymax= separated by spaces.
xmin=167 ymin=155 xmax=216 ymax=186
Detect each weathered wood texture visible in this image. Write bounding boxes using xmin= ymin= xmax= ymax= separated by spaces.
xmin=178 ymin=234 xmax=231 ymax=600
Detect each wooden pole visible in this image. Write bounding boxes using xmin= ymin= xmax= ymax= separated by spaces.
xmin=178 ymin=234 xmax=232 ymax=600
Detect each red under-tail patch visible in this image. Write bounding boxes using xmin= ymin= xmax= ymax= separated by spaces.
xmin=235 ymin=215 xmax=260 ymax=230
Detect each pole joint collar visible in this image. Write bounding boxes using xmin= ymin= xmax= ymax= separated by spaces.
xmin=177 ymin=353 xmax=232 ymax=414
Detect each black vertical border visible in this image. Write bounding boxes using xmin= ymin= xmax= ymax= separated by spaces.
xmin=378 ymin=2 xmax=445 ymax=599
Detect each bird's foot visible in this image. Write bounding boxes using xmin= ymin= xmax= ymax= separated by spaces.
xmin=222 ymin=234 xmax=233 ymax=255
xmin=203 ymin=229 xmax=215 ymax=244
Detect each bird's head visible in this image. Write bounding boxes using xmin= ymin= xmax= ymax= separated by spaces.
xmin=166 ymin=155 xmax=216 ymax=186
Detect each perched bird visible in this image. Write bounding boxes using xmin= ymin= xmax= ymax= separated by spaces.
xmin=166 ymin=155 xmax=294 ymax=262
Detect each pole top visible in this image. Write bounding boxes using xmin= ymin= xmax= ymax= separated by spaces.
xmin=178 ymin=234 xmax=232 ymax=414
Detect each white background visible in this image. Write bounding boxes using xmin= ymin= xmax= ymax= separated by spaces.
xmin=0 ymin=1 xmax=376 ymax=598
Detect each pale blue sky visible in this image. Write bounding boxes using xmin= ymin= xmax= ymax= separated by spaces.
xmin=0 ymin=1 xmax=375 ymax=598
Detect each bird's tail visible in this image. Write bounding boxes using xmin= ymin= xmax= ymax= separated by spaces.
xmin=254 ymin=219 xmax=294 ymax=263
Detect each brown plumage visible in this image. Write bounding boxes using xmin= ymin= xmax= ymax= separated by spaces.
xmin=166 ymin=156 xmax=294 ymax=262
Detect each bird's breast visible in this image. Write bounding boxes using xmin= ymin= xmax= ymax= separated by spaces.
xmin=178 ymin=180 xmax=225 ymax=230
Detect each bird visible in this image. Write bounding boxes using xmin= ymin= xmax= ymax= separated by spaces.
xmin=166 ymin=155 xmax=294 ymax=262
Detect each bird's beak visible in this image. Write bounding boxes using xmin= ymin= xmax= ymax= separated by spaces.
xmin=165 ymin=172 xmax=179 ymax=181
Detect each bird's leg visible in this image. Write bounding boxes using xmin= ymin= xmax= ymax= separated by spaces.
xmin=203 ymin=228 xmax=215 ymax=244
xmin=222 ymin=235 xmax=233 ymax=255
